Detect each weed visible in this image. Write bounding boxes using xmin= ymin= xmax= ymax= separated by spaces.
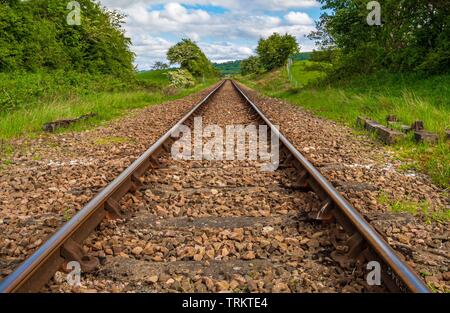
xmin=377 ymin=192 xmax=449 ymax=223
xmin=94 ymin=136 xmax=131 ymax=146
xmin=63 ymin=208 xmax=74 ymax=222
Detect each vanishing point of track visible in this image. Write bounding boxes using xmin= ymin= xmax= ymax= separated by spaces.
xmin=0 ymin=80 xmax=429 ymax=293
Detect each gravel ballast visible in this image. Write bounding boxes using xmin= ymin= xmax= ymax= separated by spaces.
xmin=0 ymin=83 xmax=221 ymax=280
xmin=0 ymin=80 xmax=447 ymax=292
xmin=236 ymin=82 xmax=449 ymax=292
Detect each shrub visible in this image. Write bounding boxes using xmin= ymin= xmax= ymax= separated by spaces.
xmin=256 ymin=33 xmax=299 ymax=71
xmin=166 ymin=69 xmax=196 ymax=88
xmin=241 ymin=56 xmax=264 ymax=75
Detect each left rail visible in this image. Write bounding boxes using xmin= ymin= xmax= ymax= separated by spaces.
xmin=0 ymin=80 xmax=226 ymax=293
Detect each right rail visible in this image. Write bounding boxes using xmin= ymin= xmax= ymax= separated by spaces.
xmin=231 ymin=80 xmax=429 ymax=293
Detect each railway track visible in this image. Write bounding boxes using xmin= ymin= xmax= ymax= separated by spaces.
xmin=0 ymin=80 xmax=429 ymax=293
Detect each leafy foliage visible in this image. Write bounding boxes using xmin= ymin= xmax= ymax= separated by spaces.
xmin=0 ymin=0 xmax=135 ymax=76
xmin=309 ymin=0 xmax=450 ymax=75
xmin=239 ymin=62 xmax=450 ymax=188
xmin=167 ymin=39 xmax=218 ymax=78
xmin=152 ymin=62 xmax=169 ymax=70
xmin=136 ymin=70 xmax=171 ymax=88
xmin=166 ymin=69 xmax=196 ymax=88
xmin=240 ymin=56 xmax=264 ymax=75
xmin=290 ymin=52 xmax=312 ymax=61
xmin=256 ymin=33 xmax=299 ymax=71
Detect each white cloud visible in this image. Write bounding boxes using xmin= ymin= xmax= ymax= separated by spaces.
xmin=187 ymin=32 xmax=201 ymax=41
xmin=161 ymin=2 xmax=210 ymax=23
xmin=271 ymin=0 xmax=320 ymax=9
xmin=200 ymin=42 xmax=254 ymax=63
xmin=285 ymin=11 xmax=314 ymax=25
xmin=97 ymin=1 xmax=318 ymax=69
xmin=132 ymin=35 xmax=173 ymax=69
xmin=99 ymin=0 xmax=320 ymax=11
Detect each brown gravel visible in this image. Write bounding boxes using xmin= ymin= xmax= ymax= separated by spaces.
xmin=1 ymin=80 xmax=447 ymax=293
xmin=46 ymin=81 xmax=383 ymax=293
xmin=0 ymin=83 xmax=221 ymax=279
xmin=235 ymin=82 xmax=449 ymax=292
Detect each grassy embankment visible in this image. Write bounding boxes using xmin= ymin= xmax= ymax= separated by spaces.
xmin=238 ymin=60 xmax=449 ymax=220
xmin=0 ymin=70 xmax=216 ymax=140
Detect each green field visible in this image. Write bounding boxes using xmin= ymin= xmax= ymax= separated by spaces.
xmin=238 ymin=61 xmax=450 ymax=189
xmin=214 ymin=61 xmax=241 ymax=75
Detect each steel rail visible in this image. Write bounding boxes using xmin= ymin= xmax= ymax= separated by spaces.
xmin=0 ymin=80 xmax=226 ymax=293
xmin=0 ymin=79 xmax=429 ymax=293
xmin=230 ymin=80 xmax=429 ymax=293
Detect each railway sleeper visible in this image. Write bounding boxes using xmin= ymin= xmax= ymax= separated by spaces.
xmin=298 ymin=185 xmax=408 ymax=293
xmin=0 ymin=80 xmax=429 ymax=293
xmin=61 ymin=239 xmax=99 ymax=273
xmin=362 ymin=249 xmax=409 ymax=293
xmin=105 ymin=198 xmax=125 ymax=220
xmin=328 ymin=217 xmax=408 ymax=292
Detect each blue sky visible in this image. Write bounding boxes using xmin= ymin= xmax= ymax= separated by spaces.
xmin=99 ymin=1 xmax=323 ymax=70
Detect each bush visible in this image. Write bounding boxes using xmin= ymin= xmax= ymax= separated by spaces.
xmin=241 ymin=56 xmax=264 ymax=75
xmin=256 ymin=33 xmax=299 ymax=71
xmin=166 ymin=69 xmax=196 ymax=88
xmin=310 ymin=50 xmax=335 ymax=63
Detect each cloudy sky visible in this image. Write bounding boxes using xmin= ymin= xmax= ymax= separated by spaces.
xmin=98 ymin=1 xmax=322 ymax=70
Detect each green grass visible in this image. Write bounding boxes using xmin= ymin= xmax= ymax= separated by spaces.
xmin=136 ymin=70 xmax=172 ymax=87
xmin=378 ymin=192 xmax=449 ymax=223
xmin=0 ymin=74 xmax=217 ymax=139
xmin=94 ymin=136 xmax=131 ymax=145
xmin=288 ymin=60 xmax=329 ymax=88
xmin=238 ymin=61 xmax=450 ymax=189
xmin=0 ymin=71 xmax=136 ymax=113
xmin=63 ymin=208 xmax=75 ymax=222
xmin=393 ymin=142 xmax=450 ymax=190
xmin=0 ymin=141 xmax=14 ymax=168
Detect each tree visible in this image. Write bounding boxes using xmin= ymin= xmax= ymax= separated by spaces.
xmin=240 ymin=56 xmax=263 ymax=75
xmin=256 ymin=33 xmax=299 ymax=71
xmin=311 ymin=0 xmax=450 ymax=75
xmin=0 ymin=0 xmax=135 ymax=76
xmin=307 ymin=15 xmax=334 ymax=50
xmin=166 ymin=39 xmax=218 ymax=78
xmin=152 ymin=61 xmax=169 ymax=70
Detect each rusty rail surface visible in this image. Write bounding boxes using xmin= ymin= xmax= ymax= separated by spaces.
xmin=0 ymin=81 xmax=226 ymax=293
xmin=231 ymin=80 xmax=429 ymax=293
xmin=0 ymin=79 xmax=429 ymax=293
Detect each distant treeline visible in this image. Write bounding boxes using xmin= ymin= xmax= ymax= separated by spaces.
xmin=214 ymin=53 xmax=312 ymax=75
xmin=0 ymin=0 xmax=135 ymax=77
xmin=290 ymin=52 xmax=312 ymax=62
xmin=214 ymin=61 xmax=241 ymax=75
